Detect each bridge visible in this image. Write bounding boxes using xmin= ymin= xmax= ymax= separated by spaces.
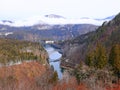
xmin=45 ymin=40 xmax=54 ymax=44
xmin=49 ymin=59 xmax=60 ymax=63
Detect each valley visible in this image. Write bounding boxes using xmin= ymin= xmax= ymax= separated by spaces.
xmin=0 ymin=13 xmax=119 ymax=90
xmin=0 ymin=0 xmax=120 ymax=89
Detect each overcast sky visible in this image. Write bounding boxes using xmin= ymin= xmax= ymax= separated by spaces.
xmin=0 ymin=0 xmax=120 ymax=20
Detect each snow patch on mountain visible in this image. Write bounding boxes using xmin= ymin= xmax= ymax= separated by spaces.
xmin=45 ymin=14 xmax=65 ymax=19
xmin=0 ymin=32 xmax=13 ymax=36
xmin=0 ymin=14 xmax=115 ymax=27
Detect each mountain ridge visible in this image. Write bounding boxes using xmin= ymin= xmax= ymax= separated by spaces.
xmin=0 ymin=14 xmax=115 ymax=27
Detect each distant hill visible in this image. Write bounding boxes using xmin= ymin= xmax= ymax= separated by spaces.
xmin=0 ymin=24 xmax=98 ymax=41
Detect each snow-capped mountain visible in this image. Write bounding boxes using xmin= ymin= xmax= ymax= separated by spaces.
xmin=0 ymin=14 xmax=115 ymax=27
xmin=0 ymin=20 xmax=13 ymax=26
xmin=2 ymin=20 xmax=13 ymax=23
xmin=95 ymin=15 xmax=115 ymax=21
xmin=44 ymin=14 xmax=65 ymax=19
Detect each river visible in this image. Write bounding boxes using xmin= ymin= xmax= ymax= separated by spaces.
xmin=44 ymin=45 xmax=62 ymax=79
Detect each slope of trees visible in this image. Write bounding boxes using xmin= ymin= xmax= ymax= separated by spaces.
xmin=71 ymin=43 xmax=120 ymax=90
xmin=0 ymin=38 xmax=48 ymax=65
xmin=86 ymin=43 xmax=107 ymax=69
xmin=61 ymin=13 xmax=120 ymax=67
xmin=60 ymin=12 xmax=120 ymax=89
xmin=109 ymin=44 xmax=120 ymax=78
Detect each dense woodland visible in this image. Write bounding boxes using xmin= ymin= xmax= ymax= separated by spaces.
xmin=0 ymin=38 xmax=48 ymax=65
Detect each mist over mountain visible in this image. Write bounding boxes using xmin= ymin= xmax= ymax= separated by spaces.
xmin=0 ymin=14 xmax=114 ymax=27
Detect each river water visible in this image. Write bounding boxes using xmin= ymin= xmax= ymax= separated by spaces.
xmin=44 ymin=45 xmax=62 ymax=79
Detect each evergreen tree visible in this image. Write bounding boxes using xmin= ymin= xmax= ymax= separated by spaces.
xmin=109 ymin=44 xmax=120 ymax=72
xmin=94 ymin=44 xmax=107 ymax=69
xmin=53 ymin=71 xmax=58 ymax=82
xmin=85 ymin=51 xmax=95 ymax=68
xmin=86 ymin=43 xmax=107 ymax=69
xmin=49 ymin=71 xmax=58 ymax=84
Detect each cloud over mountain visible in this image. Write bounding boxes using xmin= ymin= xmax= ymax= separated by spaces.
xmin=0 ymin=14 xmax=115 ymax=27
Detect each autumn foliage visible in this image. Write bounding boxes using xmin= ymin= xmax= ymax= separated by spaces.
xmin=0 ymin=61 xmax=47 ymax=90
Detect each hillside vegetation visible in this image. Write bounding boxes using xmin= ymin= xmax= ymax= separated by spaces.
xmin=61 ymin=12 xmax=120 ymax=68
xmin=60 ymin=13 xmax=120 ymax=90
xmin=0 ymin=38 xmax=48 ymax=65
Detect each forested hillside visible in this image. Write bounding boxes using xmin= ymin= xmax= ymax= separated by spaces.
xmin=59 ymin=13 xmax=120 ymax=90
xmin=61 ymin=13 xmax=120 ymax=68
xmin=0 ymin=38 xmax=48 ymax=65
